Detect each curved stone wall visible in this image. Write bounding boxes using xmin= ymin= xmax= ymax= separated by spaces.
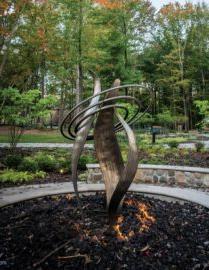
xmin=86 ymin=164 xmax=209 ymax=188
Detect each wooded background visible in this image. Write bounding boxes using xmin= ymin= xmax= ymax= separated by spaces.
xmin=1 ymin=0 xmax=209 ymax=130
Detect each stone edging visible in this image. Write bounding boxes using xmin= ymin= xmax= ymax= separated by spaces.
xmin=86 ymin=164 xmax=209 ymax=188
xmin=0 ymin=182 xmax=209 ymax=209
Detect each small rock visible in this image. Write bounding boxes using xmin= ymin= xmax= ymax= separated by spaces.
xmin=153 ymin=175 xmax=158 ymax=183
xmin=159 ymin=176 xmax=167 ymax=183
xmin=168 ymin=171 xmax=175 ymax=177
xmin=193 ymin=264 xmax=201 ymax=270
xmin=0 ymin=261 xmax=7 ymax=266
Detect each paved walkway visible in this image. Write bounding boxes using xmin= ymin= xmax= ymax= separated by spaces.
xmin=0 ymin=143 xmax=94 ymax=149
xmin=179 ymin=141 xmax=209 ymax=149
xmin=0 ymin=182 xmax=209 ymax=208
xmin=1 ymin=141 xmax=209 ymax=150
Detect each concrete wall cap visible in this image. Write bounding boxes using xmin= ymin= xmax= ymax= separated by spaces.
xmin=86 ymin=163 xmax=209 ymax=174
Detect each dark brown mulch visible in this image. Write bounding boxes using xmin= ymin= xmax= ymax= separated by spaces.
xmin=171 ymin=151 xmax=209 ymax=167
xmin=0 ymin=193 xmax=209 ymax=270
xmin=0 ymin=148 xmax=41 ymax=159
xmin=138 ymin=149 xmax=209 ymax=168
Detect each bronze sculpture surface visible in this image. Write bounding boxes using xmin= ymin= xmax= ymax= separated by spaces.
xmin=60 ymin=78 xmax=150 ymax=222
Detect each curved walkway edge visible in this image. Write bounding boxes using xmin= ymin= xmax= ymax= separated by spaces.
xmin=0 ymin=182 xmax=209 ymax=209
xmin=0 ymin=143 xmax=94 ymax=149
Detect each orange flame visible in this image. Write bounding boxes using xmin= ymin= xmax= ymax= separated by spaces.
xmin=65 ymin=194 xmax=73 ymax=201
xmin=136 ymin=202 xmax=155 ymax=232
xmin=113 ymin=216 xmax=128 ymax=241
xmin=113 ymin=199 xmax=155 ymax=240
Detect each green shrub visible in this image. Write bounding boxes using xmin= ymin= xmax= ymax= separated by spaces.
xmin=157 ymin=137 xmax=186 ymax=145
xmin=34 ymin=152 xmax=57 ymax=172
xmin=79 ymin=172 xmax=88 ymax=182
xmin=57 ymin=157 xmax=71 ymax=173
xmin=4 ymin=154 xmax=23 ymax=169
xmin=18 ymin=157 xmax=39 ymax=172
xmin=140 ymin=157 xmax=162 ymax=165
xmin=78 ymin=156 xmax=88 ymax=170
xmin=143 ymin=145 xmax=166 ymax=157
xmin=139 ymin=159 xmax=149 ymax=164
xmin=0 ymin=170 xmax=46 ymax=183
xmin=78 ymin=155 xmax=96 ymax=170
xmin=167 ymin=141 xmax=179 ymax=148
xmin=196 ymin=142 xmax=204 ymax=152
xmin=34 ymin=171 xmax=47 ymax=178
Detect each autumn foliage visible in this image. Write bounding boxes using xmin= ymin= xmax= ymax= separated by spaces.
xmin=94 ymin=0 xmax=144 ymax=10
xmin=160 ymin=2 xmax=194 ymax=18
xmin=94 ymin=0 xmax=122 ymax=9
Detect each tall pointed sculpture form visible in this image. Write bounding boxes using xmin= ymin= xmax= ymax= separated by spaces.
xmin=60 ymin=78 xmax=150 ymax=222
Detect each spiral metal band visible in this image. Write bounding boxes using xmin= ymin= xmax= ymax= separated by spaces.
xmin=60 ymin=84 xmax=151 ymax=141
xmin=60 ymin=79 xmax=151 ymax=222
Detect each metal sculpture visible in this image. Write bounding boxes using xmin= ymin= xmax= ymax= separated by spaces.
xmin=60 ymin=78 xmax=150 ymax=222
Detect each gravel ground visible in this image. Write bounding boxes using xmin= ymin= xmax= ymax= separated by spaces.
xmin=0 ymin=193 xmax=209 ymax=270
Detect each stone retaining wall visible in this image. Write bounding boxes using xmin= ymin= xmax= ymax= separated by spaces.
xmin=86 ymin=164 xmax=209 ymax=188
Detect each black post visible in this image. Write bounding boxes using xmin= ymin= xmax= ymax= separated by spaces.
xmin=152 ymin=132 xmax=156 ymax=144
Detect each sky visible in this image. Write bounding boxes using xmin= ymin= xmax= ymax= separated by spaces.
xmin=151 ymin=0 xmax=203 ymax=10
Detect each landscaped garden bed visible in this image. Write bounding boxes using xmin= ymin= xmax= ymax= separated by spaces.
xmin=137 ymin=147 xmax=209 ymax=167
xmin=0 ymin=148 xmax=94 ymax=188
xmin=1 ymin=146 xmax=209 ymax=188
xmin=0 ymin=172 xmax=73 ymax=188
xmin=0 ymin=193 xmax=209 ymax=269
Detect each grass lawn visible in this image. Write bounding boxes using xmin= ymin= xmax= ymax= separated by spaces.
xmin=0 ymin=133 xmax=69 ymax=143
xmin=0 ymin=127 xmax=196 ymax=145
xmin=0 ymin=133 xmax=193 ymax=144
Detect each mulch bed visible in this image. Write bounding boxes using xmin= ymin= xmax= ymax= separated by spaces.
xmin=138 ymin=149 xmax=209 ymax=168
xmin=0 ymin=193 xmax=209 ymax=270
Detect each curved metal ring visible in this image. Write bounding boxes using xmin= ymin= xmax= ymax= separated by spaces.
xmin=60 ymin=84 xmax=151 ymax=141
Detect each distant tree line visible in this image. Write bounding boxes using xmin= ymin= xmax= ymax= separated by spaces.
xmin=1 ymin=0 xmax=209 ymax=130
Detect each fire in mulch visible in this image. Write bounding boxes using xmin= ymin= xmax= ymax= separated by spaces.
xmin=0 ymin=193 xmax=209 ymax=269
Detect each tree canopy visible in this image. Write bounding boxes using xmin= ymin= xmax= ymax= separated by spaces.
xmin=1 ymin=0 xmax=209 ymax=130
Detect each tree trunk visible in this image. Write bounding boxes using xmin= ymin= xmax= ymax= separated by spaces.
xmin=58 ymin=89 xmax=65 ymax=126
xmin=40 ymin=56 xmax=46 ymax=98
xmin=182 ymin=89 xmax=189 ymax=132
xmin=76 ymin=0 xmax=83 ymax=106
xmin=76 ymin=64 xmax=83 ymax=106
xmin=122 ymin=15 xmax=128 ymax=95
xmin=188 ymin=86 xmax=193 ymax=130
xmin=201 ymin=69 xmax=206 ymax=99
xmin=178 ymin=41 xmax=188 ymax=132
xmin=151 ymin=86 xmax=157 ymax=116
